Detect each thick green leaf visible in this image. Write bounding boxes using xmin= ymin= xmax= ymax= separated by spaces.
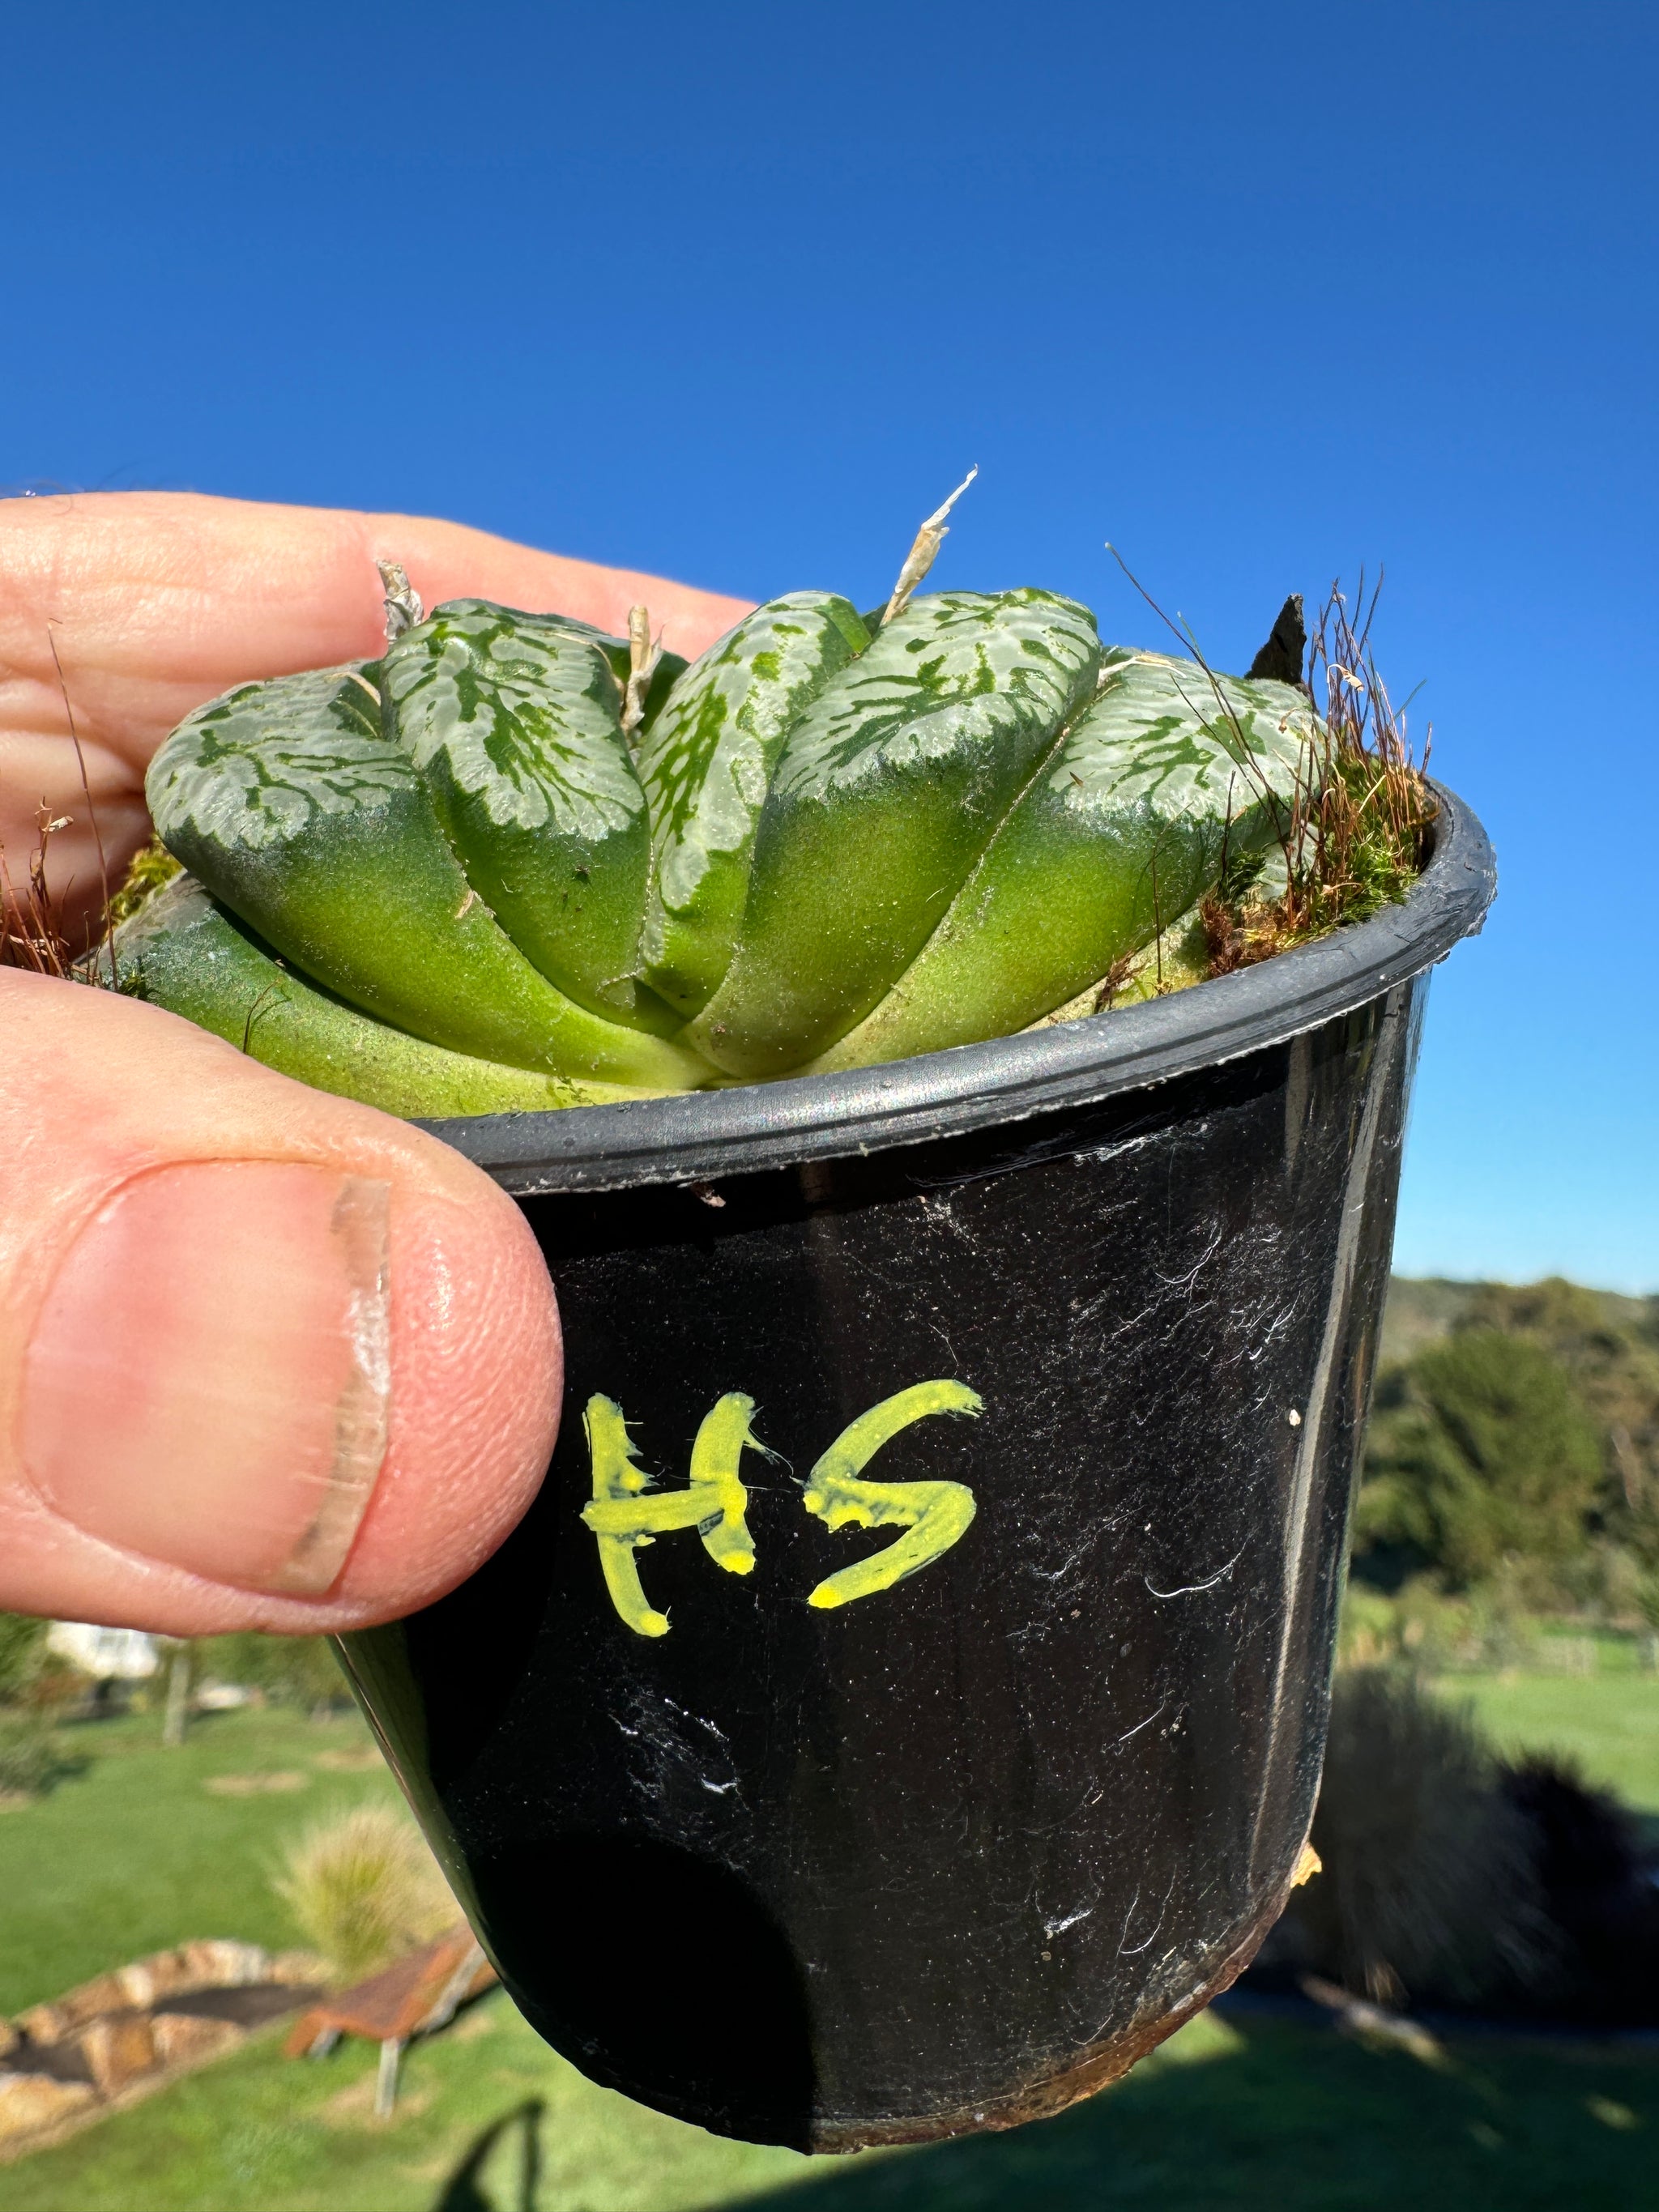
xmin=686 ymin=589 xmax=1101 ymax=1078
xmin=114 ymin=876 xmax=659 ymax=1114
xmin=407 ymin=601 xmax=688 ymax=721
xmin=635 ymin=592 xmax=870 ymax=1016
xmin=382 ymin=600 xmax=672 ymax=1029
xmin=144 ymin=663 xmax=710 ymax=1089
xmin=808 ymin=650 xmax=1319 ymax=1070
xmin=137 ymin=580 xmax=1346 ymax=1118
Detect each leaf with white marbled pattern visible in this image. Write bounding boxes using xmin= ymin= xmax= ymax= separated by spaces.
xmin=146 ymin=662 xmax=710 ymax=1089
xmin=383 ymin=601 xmax=664 ymax=1025
xmin=636 ymin=592 xmax=868 ymax=1014
xmin=808 ymin=650 xmax=1320 ymax=1072
xmin=147 ymin=667 xmax=407 ymax=851
xmin=687 ymin=590 xmax=1100 ymax=1078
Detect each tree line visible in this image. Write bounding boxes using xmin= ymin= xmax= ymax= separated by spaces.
xmin=1355 ymin=1277 xmax=1659 ymax=1613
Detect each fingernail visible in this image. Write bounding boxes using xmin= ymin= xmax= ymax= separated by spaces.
xmin=21 ymin=1163 xmax=390 ymax=1596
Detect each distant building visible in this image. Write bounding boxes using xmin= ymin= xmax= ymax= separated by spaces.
xmin=46 ymin=1622 xmax=160 ymax=1681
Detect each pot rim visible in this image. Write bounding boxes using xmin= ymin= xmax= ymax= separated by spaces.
xmin=420 ymin=779 xmax=1495 ymax=1196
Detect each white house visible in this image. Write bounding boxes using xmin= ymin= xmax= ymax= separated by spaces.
xmin=46 ymin=1622 xmax=160 ymax=1681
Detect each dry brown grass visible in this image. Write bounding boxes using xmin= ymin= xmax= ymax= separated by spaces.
xmin=0 ymin=805 xmax=79 ymax=978
xmin=1 ymin=629 xmax=122 ymax=979
xmin=1202 ymin=574 xmax=1438 ymax=974
xmin=3 ymin=811 xmax=177 ymax=987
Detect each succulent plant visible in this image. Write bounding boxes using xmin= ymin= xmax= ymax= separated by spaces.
xmin=122 ymin=548 xmax=1321 ymax=1116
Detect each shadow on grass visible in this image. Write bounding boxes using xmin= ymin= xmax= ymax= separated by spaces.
xmin=434 ymin=2095 xmax=544 ymax=2212
xmin=729 ymin=2011 xmax=1659 ymax=2212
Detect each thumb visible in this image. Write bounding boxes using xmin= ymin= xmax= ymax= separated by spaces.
xmin=0 ymin=970 xmax=561 ymax=1636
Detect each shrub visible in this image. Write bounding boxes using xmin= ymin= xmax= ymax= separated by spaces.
xmin=1336 ymin=1571 xmax=1541 ymax=1675
xmin=1285 ymin=1669 xmax=1556 ymax=2007
xmin=1499 ymin=1754 xmax=1659 ymax=2025
xmin=1336 ymin=1582 xmax=1401 ymax=1668
xmin=1356 ymin=1332 xmax=1604 ymax=1592
xmin=1462 ymin=1278 xmax=1659 ymax=1568
xmin=0 ymin=1719 xmax=83 ymax=1800
xmin=1461 ymin=1565 xmax=1544 ymax=1669
xmin=194 ymin=1633 xmax=348 ymax=1711
xmin=274 ymin=1805 xmax=455 ymax=1985
xmin=0 ymin=1613 xmax=49 ymax=1707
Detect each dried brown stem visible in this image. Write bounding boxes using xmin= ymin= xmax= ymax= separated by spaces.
xmin=0 ymin=804 xmax=76 ymax=977
xmin=881 ymin=467 xmax=978 ymax=626
xmin=377 ymin=560 xmax=424 ymax=643
xmin=621 ymin=605 xmax=662 ymax=741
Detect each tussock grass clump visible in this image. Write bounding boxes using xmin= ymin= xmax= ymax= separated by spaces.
xmin=1288 ymin=1669 xmax=1558 ymax=2009
xmin=1203 ymin=577 xmax=1437 ymax=976
xmin=274 ymin=1804 xmax=455 ymax=1986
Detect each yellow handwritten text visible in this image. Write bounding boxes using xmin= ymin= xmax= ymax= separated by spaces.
xmin=582 ymin=1381 xmax=982 ymax=1635
xmin=581 ymin=1392 xmax=763 ymax=1638
xmin=801 ymin=1380 xmax=983 ymax=1609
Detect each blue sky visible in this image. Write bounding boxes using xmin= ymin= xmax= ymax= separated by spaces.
xmin=5 ymin=2 xmax=1654 ymax=1289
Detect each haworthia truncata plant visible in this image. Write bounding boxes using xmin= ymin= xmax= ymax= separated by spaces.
xmin=130 ymin=582 xmax=1324 ymax=1112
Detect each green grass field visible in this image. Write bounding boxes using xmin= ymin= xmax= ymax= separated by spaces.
xmin=4 ymin=1986 xmax=1654 ymax=2211
xmin=1431 ymin=1672 xmax=1659 ymax=1815
xmin=0 ymin=1704 xmax=401 ymax=2016
xmin=0 ymin=1993 xmax=804 ymax=2212
xmin=0 ymin=1688 xmax=1654 ymax=2210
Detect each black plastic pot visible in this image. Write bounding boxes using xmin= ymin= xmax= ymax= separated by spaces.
xmin=338 ymin=786 xmax=1495 ymax=2152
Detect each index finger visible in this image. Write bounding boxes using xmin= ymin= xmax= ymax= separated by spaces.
xmin=0 ymin=491 xmax=753 ymax=935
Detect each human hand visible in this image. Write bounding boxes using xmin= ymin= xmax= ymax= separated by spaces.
xmin=0 ymin=492 xmax=749 ymax=1637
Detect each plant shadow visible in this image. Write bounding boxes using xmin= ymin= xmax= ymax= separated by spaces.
xmin=433 ymin=2095 xmax=544 ymax=2212
xmin=729 ymin=2007 xmax=1659 ymax=2212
